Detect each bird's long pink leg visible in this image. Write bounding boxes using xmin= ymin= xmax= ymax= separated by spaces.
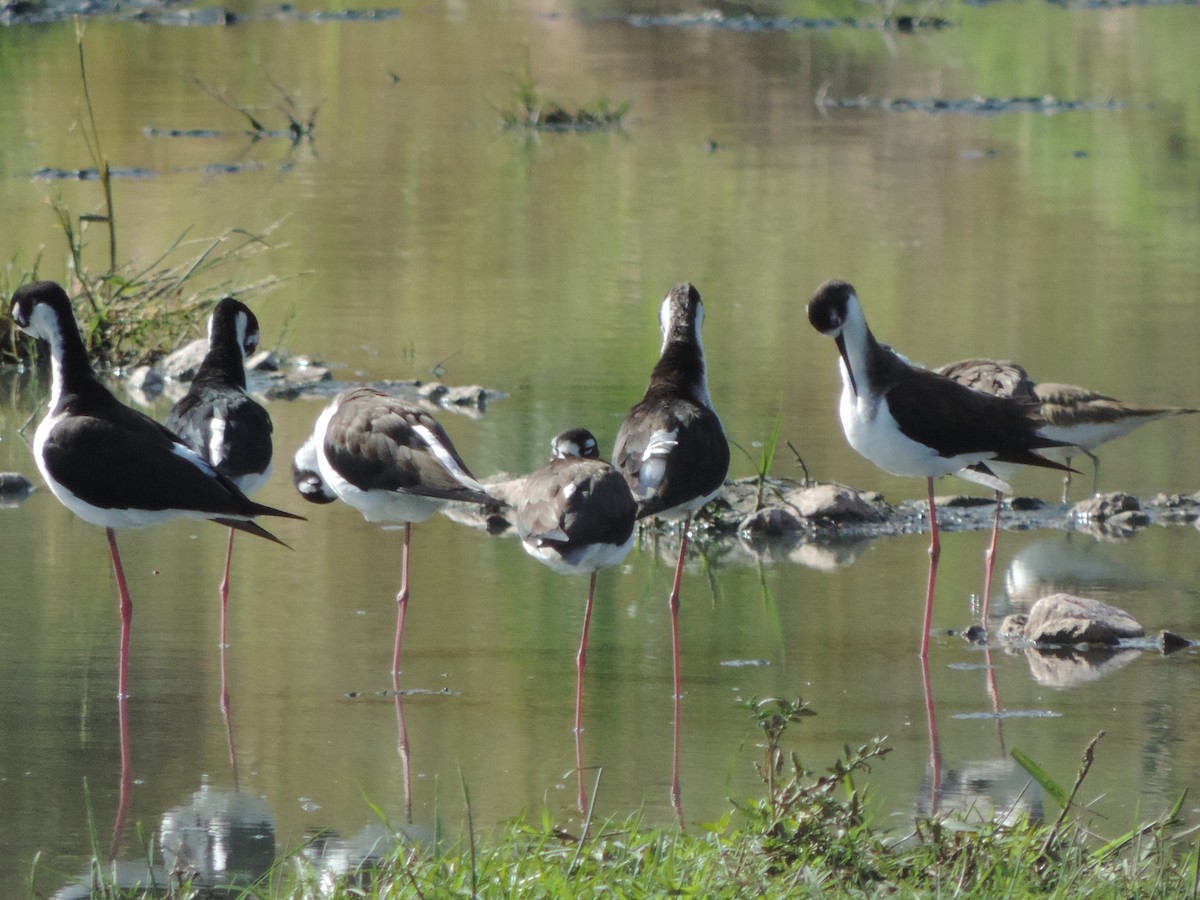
xmin=668 ymin=515 xmax=691 ymax=701
xmin=921 ymin=479 xmax=940 ymax=659
xmin=106 ymin=528 xmax=133 ymax=700
xmin=219 ymin=527 xmax=235 ymax=649
xmin=668 ymin=516 xmax=691 ymax=827
xmin=392 ymin=523 xmax=411 ymax=676
xmin=981 ymin=490 xmax=1002 ymax=628
xmin=575 ymin=572 xmax=597 ymax=737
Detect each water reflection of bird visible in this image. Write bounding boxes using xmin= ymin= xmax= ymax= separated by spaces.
xmin=291 ymin=386 xmax=498 ymax=675
xmin=1003 ymin=534 xmax=1144 ymax=610
xmin=613 ymin=283 xmax=729 ymax=823
xmin=165 ymin=297 xmax=275 ymax=652
xmin=9 ymin=281 xmax=302 ymax=700
xmin=515 ymin=428 xmax=636 ymax=810
xmin=159 ymin=781 xmax=276 ymax=890
xmin=807 ymin=280 xmax=1073 ymax=657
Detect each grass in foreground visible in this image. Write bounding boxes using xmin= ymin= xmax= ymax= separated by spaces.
xmin=42 ymin=698 xmax=1200 ymax=898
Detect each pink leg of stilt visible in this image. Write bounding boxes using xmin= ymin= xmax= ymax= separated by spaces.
xmin=106 ymin=528 xmax=133 ymax=700
xmin=574 ymin=572 xmax=597 ymax=736
xmin=219 ymin=527 xmax=235 ymax=649
xmin=668 ymin=516 xmax=691 ymax=827
xmin=668 ymin=515 xmax=691 ymax=701
xmin=574 ymin=572 xmax=598 ymax=814
xmin=981 ymin=490 xmax=1002 ymax=627
xmin=921 ymin=479 xmax=940 ymax=659
xmin=392 ymin=523 xmax=411 ymax=676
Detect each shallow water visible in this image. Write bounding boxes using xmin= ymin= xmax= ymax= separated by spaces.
xmin=2 ymin=0 xmax=1200 ymax=892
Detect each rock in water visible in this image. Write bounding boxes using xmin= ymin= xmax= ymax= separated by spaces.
xmin=1023 ymin=592 xmax=1144 ymax=645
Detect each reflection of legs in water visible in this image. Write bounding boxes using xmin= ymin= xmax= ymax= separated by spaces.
xmin=109 ymin=694 xmax=134 ymax=862
xmin=671 ymin=689 xmax=683 ymax=828
xmin=984 ymin=644 xmax=1006 ymax=755
xmin=921 ymin=655 xmax=941 ymax=816
xmin=392 ymin=672 xmax=413 ymax=826
xmin=221 ymin=639 xmax=240 ymax=790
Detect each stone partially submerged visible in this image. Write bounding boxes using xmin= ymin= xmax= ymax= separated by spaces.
xmin=1007 ymin=592 xmax=1145 ymax=646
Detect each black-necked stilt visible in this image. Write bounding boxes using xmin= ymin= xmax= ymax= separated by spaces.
xmin=10 ymin=281 xmax=302 ymax=699
xmin=807 ymin=280 xmax=1072 ymax=656
xmin=1033 ymin=382 xmax=1200 ymax=500
xmin=165 ymin=297 xmax=274 ymax=652
xmin=516 ymin=428 xmax=636 ymax=735
xmin=613 ymin=283 xmax=730 ymax=701
xmin=613 ymin=282 xmax=729 ymax=822
xmin=933 ymin=357 xmax=1040 ymax=621
xmin=291 ymin=386 xmax=497 ymax=677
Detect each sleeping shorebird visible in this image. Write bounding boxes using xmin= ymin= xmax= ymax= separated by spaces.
xmin=515 ymin=428 xmax=637 ymax=736
xmin=10 ymin=281 xmax=301 ymax=699
xmin=292 ymin=386 xmax=497 ymax=677
xmin=807 ymin=280 xmax=1072 ymax=655
xmin=165 ymin=297 xmax=275 ymax=651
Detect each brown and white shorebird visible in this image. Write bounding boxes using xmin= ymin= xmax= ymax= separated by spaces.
xmin=291 ymin=386 xmax=497 ymax=677
xmin=515 ymin=428 xmax=636 ymax=736
xmin=1034 ymin=383 xmax=1200 ymax=500
xmin=613 ymin=283 xmax=730 ymax=702
xmin=937 ymin=358 xmax=1200 ymax=500
xmin=10 ymin=281 xmax=302 ymax=700
xmin=807 ymin=280 xmax=1073 ymax=656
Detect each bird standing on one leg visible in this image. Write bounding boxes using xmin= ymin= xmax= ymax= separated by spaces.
xmin=292 ymin=386 xmax=497 ymax=678
xmin=515 ymin=428 xmax=636 ymax=735
xmin=10 ymin=281 xmax=302 ymax=700
xmin=515 ymin=428 xmax=636 ymax=813
xmin=807 ymin=280 xmax=1073 ymax=656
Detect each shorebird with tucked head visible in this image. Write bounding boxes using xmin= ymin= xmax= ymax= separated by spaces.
xmin=515 ymin=427 xmax=637 ymax=736
xmin=807 ymin=280 xmax=1073 ymax=655
xmin=292 ymin=386 xmax=498 ymax=678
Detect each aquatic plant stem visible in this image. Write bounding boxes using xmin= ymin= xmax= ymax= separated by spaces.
xmin=393 ymin=523 xmax=411 ymax=676
xmin=921 ymin=478 xmax=940 ymax=659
